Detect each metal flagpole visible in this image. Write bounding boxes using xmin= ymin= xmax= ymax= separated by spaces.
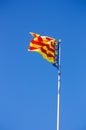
xmin=57 ymin=39 xmax=61 ymax=130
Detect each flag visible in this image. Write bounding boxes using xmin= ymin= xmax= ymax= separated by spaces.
xmin=28 ymin=32 xmax=59 ymax=68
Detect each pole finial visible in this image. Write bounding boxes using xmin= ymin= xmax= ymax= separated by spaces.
xmin=58 ymin=39 xmax=62 ymax=43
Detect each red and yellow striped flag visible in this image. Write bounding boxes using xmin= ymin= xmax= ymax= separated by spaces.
xmin=28 ymin=32 xmax=58 ymax=67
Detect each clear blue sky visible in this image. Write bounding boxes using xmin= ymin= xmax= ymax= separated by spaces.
xmin=0 ymin=0 xmax=86 ymax=130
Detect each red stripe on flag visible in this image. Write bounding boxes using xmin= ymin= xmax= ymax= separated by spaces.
xmin=51 ymin=43 xmax=55 ymax=48
xmin=29 ymin=47 xmax=39 ymax=50
xmin=31 ymin=40 xmax=41 ymax=45
xmin=38 ymin=36 xmax=43 ymax=42
xmin=40 ymin=47 xmax=55 ymax=58
xmin=46 ymin=37 xmax=53 ymax=41
xmin=31 ymin=40 xmax=55 ymax=53
xmin=45 ymin=45 xmax=55 ymax=52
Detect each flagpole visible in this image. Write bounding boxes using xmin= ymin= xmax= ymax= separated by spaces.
xmin=57 ymin=39 xmax=61 ymax=130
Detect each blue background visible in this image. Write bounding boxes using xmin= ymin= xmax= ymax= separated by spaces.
xmin=0 ymin=0 xmax=86 ymax=130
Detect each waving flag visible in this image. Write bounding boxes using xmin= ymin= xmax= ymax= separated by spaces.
xmin=28 ymin=32 xmax=59 ymax=68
